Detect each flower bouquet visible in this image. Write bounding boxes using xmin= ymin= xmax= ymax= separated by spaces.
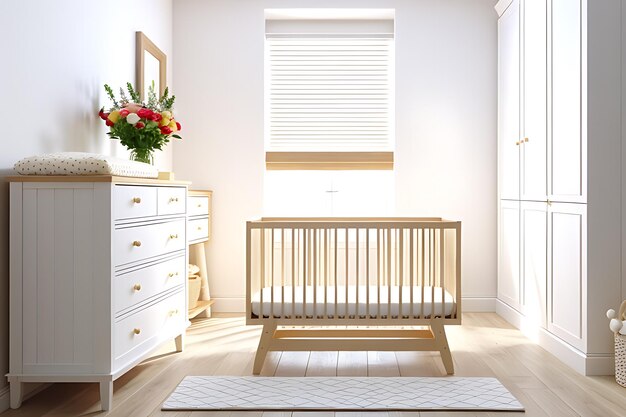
xmin=99 ymin=82 xmax=181 ymax=164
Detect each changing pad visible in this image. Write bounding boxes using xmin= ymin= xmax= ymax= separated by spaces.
xmin=14 ymin=152 xmax=159 ymax=178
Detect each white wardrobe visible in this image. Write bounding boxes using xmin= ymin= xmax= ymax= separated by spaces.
xmin=496 ymin=0 xmax=624 ymax=375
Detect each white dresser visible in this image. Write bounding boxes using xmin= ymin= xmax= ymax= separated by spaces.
xmin=7 ymin=175 xmax=190 ymax=410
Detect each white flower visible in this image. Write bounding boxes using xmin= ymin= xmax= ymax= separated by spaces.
xmin=126 ymin=113 xmax=140 ymax=125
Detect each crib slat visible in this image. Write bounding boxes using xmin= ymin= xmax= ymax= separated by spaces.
xmin=313 ymin=228 xmax=317 ymax=319
xmin=333 ymin=228 xmax=339 ymax=320
xmin=377 ymin=228 xmax=381 ymax=320
xmin=324 ymin=228 xmax=328 ymax=319
xmin=271 ymin=228 xmax=275 ymax=318
xmin=345 ymin=228 xmax=349 ymax=319
xmin=281 ymin=228 xmax=285 ymax=318
xmin=410 ymin=228 xmax=414 ymax=319
xmin=355 ymin=228 xmax=359 ymax=318
xmin=303 ymin=229 xmax=308 ymax=319
xmin=366 ymin=228 xmax=370 ymax=318
xmin=260 ymin=229 xmax=265 ymax=318
xmin=387 ymin=228 xmax=391 ymax=321
xmin=292 ymin=229 xmax=296 ymax=318
xmin=399 ymin=228 xmax=403 ymax=319
xmin=456 ymin=223 xmax=462 ymax=320
xmin=431 ymin=228 xmax=435 ymax=319
xmin=440 ymin=228 xmax=445 ymax=318
xmin=421 ymin=228 xmax=425 ymax=319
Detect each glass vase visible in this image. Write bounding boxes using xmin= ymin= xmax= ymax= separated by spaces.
xmin=129 ymin=149 xmax=154 ymax=165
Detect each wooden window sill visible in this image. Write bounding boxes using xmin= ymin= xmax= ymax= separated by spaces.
xmin=265 ymin=152 xmax=394 ymax=170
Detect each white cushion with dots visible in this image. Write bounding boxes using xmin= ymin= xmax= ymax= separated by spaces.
xmin=14 ymin=152 xmax=159 ymax=178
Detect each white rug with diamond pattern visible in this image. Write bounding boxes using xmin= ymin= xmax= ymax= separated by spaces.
xmin=162 ymin=376 xmax=524 ymax=411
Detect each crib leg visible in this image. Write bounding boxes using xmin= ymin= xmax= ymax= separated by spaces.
xmin=431 ymin=318 xmax=454 ymax=375
xmin=253 ymin=322 xmax=277 ymax=375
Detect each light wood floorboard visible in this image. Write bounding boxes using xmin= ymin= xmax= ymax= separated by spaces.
xmin=3 ymin=313 xmax=626 ymax=417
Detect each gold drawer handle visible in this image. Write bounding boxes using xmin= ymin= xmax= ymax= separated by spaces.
xmin=168 ymin=272 xmax=180 ymax=278
xmin=169 ymin=309 xmax=180 ymax=317
xmin=133 ymin=328 xmax=141 ymax=335
xmin=169 ymin=234 xmax=179 ymax=240
xmin=133 ymin=284 xmax=142 ymax=292
xmin=524 ymin=137 xmax=529 ymax=142
xmin=515 ymin=141 xmax=520 ymax=146
xmin=132 ymin=240 xmax=142 ymax=247
xmin=197 ymin=203 xmax=202 ymax=208
xmin=169 ymin=197 xmax=179 ymax=203
xmin=132 ymin=197 xmax=142 ymax=204
xmin=197 ymin=226 xmax=203 ymax=231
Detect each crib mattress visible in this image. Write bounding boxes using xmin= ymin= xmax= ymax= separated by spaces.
xmin=251 ymin=285 xmax=455 ymax=319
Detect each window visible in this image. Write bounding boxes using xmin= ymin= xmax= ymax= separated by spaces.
xmin=265 ymin=10 xmax=395 ymax=170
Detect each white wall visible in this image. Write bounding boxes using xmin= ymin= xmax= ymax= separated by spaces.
xmin=173 ymin=0 xmax=498 ymax=312
xmin=0 ymin=0 xmax=173 ymax=408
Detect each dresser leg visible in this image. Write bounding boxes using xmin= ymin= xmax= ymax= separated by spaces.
xmin=175 ymin=333 xmax=185 ymax=352
xmin=99 ymin=380 xmax=113 ymax=411
xmin=9 ymin=380 xmax=23 ymax=409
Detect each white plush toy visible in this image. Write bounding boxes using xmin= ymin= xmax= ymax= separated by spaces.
xmin=607 ymin=302 xmax=626 ymax=336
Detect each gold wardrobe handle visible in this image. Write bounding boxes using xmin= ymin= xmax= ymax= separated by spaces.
xmin=132 ymin=241 xmax=142 ymax=247
xmin=133 ymin=328 xmax=141 ymax=335
xmin=133 ymin=284 xmax=142 ymax=292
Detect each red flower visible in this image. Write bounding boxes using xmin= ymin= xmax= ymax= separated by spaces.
xmin=137 ymin=108 xmax=153 ymax=119
xmin=99 ymin=109 xmax=109 ymax=120
xmin=150 ymin=112 xmax=162 ymax=122
xmin=119 ymin=109 xmax=130 ymax=117
xmin=176 ymin=122 xmax=181 ymax=131
xmin=135 ymin=122 xmax=145 ymax=129
xmin=160 ymin=126 xmax=173 ymax=135
xmin=105 ymin=119 xmax=114 ymax=127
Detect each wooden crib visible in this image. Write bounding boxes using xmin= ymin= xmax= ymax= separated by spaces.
xmin=246 ymin=218 xmax=461 ymax=375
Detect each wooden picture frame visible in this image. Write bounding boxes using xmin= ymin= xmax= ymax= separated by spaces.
xmin=136 ymin=31 xmax=166 ymax=101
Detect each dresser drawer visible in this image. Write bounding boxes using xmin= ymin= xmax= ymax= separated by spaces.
xmin=188 ymin=218 xmax=209 ymax=242
xmin=188 ymin=196 xmax=210 ymax=217
xmin=158 ymin=187 xmax=186 ymax=216
xmin=114 ymin=290 xmax=185 ymax=359
xmin=114 ymin=256 xmax=186 ymax=313
xmin=114 ymin=185 xmax=158 ymax=220
xmin=114 ymin=220 xmax=186 ymax=266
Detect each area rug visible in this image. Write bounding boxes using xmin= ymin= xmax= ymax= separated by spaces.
xmin=162 ymin=376 xmax=524 ymax=411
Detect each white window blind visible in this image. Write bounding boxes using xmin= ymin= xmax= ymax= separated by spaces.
xmin=266 ymin=35 xmax=394 ymax=152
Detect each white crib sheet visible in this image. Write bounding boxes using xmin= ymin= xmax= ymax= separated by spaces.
xmin=251 ymin=285 xmax=455 ymax=318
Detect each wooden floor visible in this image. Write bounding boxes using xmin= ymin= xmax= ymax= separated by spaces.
xmin=3 ymin=313 xmax=626 ymax=417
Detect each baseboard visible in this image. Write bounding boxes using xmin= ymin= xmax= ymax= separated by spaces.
xmin=0 ymin=385 xmax=9 ymax=413
xmin=212 ymin=297 xmax=246 ymax=313
xmin=495 ymin=299 xmax=614 ymax=376
xmin=461 ymin=297 xmax=496 ymax=312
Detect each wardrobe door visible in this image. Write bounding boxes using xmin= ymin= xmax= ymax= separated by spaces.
xmin=521 ymin=201 xmax=547 ymax=328
xmin=549 ymin=0 xmax=585 ymax=203
xmin=521 ymin=0 xmax=547 ymax=201
xmin=498 ymin=199 xmax=521 ymax=311
xmin=498 ymin=0 xmax=521 ymax=200
xmin=548 ymin=202 xmax=586 ymax=350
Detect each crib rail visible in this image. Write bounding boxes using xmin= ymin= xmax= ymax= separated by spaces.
xmin=246 ymin=218 xmax=461 ymax=325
